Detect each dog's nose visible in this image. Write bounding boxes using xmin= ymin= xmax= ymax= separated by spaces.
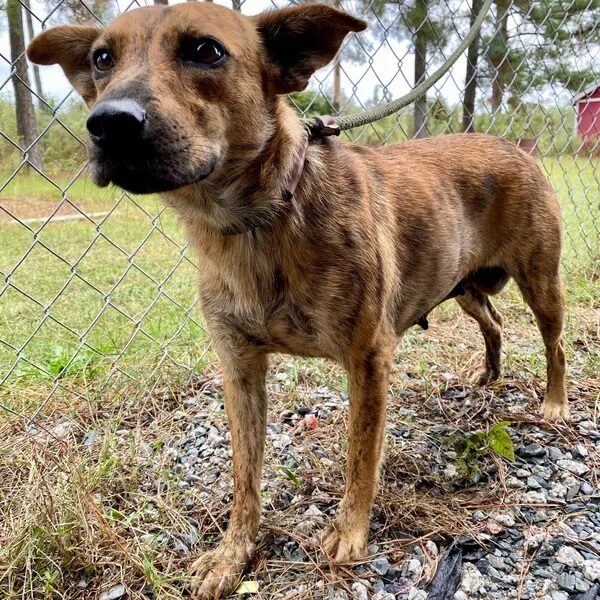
xmin=86 ymin=99 xmax=147 ymax=147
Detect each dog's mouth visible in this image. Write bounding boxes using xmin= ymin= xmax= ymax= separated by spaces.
xmin=89 ymin=147 xmax=218 ymax=195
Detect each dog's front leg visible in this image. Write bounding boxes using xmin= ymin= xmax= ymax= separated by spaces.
xmin=190 ymin=351 xmax=268 ymax=600
xmin=322 ymin=343 xmax=393 ymax=562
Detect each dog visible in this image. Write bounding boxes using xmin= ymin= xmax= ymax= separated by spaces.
xmin=28 ymin=3 xmax=568 ymax=597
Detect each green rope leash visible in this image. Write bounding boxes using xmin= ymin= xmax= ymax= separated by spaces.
xmin=303 ymin=0 xmax=494 ymax=139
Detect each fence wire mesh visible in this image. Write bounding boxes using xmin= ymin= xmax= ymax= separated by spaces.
xmin=1 ymin=0 xmax=599 ymax=422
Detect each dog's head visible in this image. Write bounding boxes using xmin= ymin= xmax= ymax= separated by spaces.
xmin=27 ymin=3 xmax=365 ymax=194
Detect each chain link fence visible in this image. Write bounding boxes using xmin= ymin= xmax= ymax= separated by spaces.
xmin=1 ymin=0 xmax=599 ymax=423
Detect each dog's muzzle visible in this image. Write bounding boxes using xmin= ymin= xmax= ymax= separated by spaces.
xmin=85 ymin=98 xmax=217 ymax=194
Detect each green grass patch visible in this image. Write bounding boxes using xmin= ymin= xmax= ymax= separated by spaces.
xmin=1 ymin=173 xmax=210 ymax=412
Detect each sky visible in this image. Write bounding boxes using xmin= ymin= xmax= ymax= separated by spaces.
xmin=0 ymin=0 xmax=474 ymax=111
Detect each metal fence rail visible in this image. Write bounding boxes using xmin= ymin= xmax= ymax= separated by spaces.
xmin=1 ymin=0 xmax=599 ymax=421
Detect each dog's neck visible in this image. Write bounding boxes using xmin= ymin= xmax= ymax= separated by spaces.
xmin=163 ymin=98 xmax=309 ymax=238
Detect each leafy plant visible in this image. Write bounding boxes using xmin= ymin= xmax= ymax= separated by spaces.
xmin=449 ymin=421 xmax=515 ymax=477
xmin=274 ymin=465 xmax=302 ymax=487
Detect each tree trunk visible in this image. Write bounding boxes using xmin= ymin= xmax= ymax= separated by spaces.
xmin=23 ymin=0 xmax=46 ymax=110
xmin=7 ymin=0 xmax=43 ymax=170
xmin=490 ymin=0 xmax=509 ymax=113
xmin=413 ymin=0 xmax=429 ymax=139
xmin=462 ymin=0 xmax=482 ymax=132
xmin=232 ymin=0 xmax=241 ymax=10
xmin=332 ymin=0 xmax=342 ymax=113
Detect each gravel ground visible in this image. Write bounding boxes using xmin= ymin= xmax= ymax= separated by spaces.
xmin=148 ymin=361 xmax=600 ymax=600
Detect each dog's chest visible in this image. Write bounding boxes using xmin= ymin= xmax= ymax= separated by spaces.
xmin=199 ymin=257 xmax=333 ymax=358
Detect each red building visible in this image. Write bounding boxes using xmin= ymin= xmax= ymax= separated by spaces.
xmin=574 ymin=81 xmax=600 ymax=145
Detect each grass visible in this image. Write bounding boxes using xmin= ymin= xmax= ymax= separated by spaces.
xmin=1 ymin=167 xmax=211 ymax=417
xmin=0 ymin=154 xmax=599 ymax=599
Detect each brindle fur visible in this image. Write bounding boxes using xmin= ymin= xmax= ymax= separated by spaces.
xmin=28 ymin=4 xmax=568 ymax=598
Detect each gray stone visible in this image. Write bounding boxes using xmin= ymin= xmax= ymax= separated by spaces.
xmin=534 ymin=569 xmax=554 ymax=579
xmin=494 ymin=513 xmax=516 ymax=527
xmin=583 ymin=559 xmax=600 ymax=582
xmin=548 ymin=447 xmax=564 ymax=460
xmin=407 ymin=590 xmax=427 ymax=600
xmin=520 ymin=443 xmax=546 ymax=458
xmin=521 ymin=490 xmax=548 ymax=503
xmin=550 ymin=482 xmax=568 ymax=499
xmin=99 ymin=585 xmax=126 ymax=600
xmin=557 ymin=459 xmax=589 ymax=476
xmin=305 ymin=504 xmax=325 ymax=520
xmin=371 ymin=556 xmax=392 ymax=576
xmin=351 ymin=582 xmax=369 ymax=600
xmin=527 ymin=476 xmax=543 ymax=490
xmin=556 ymin=545 xmax=584 ymax=567
xmin=454 ymin=593 xmax=468 ymax=600
xmin=507 ymin=476 xmax=526 ymax=489
xmin=551 ymin=592 xmax=568 ymax=600
xmin=557 ymin=572 xmax=576 ymax=592
xmin=373 ymin=592 xmax=395 ymax=600
xmin=581 ymin=482 xmax=594 ymax=495
xmin=82 ymin=429 xmax=99 ymax=446
xmin=566 ymin=484 xmax=581 ymax=501
xmin=575 ymin=577 xmax=591 ymax=592
xmin=489 ymin=555 xmax=507 ymax=571
xmin=404 ymin=558 xmax=423 ymax=578
xmin=461 ymin=563 xmax=485 ymax=594
xmin=372 ymin=581 xmax=385 ymax=594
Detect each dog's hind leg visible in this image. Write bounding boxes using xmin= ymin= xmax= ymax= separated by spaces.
xmin=190 ymin=350 xmax=268 ymax=600
xmin=456 ymin=285 xmax=503 ymax=385
xmin=322 ymin=339 xmax=393 ymax=562
xmin=514 ymin=268 xmax=568 ymax=422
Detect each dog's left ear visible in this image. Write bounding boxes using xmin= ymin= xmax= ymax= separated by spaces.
xmin=27 ymin=25 xmax=101 ymax=105
xmin=255 ymin=4 xmax=367 ymax=95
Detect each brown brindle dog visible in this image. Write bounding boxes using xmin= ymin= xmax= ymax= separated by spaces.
xmin=28 ymin=3 xmax=569 ymax=597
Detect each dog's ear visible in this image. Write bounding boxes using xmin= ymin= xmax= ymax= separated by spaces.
xmin=255 ymin=4 xmax=367 ymax=95
xmin=27 ymin=25 xmax=101 ymax=105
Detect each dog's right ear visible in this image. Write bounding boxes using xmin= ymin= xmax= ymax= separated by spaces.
xmin=27 ymin=26 xmax=101 ymax=105
xmin=255 ymin=4 xmax=366 ymax=95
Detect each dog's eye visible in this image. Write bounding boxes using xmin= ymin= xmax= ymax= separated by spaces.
xmin=93 ymin=49 xmax=115 ymax=72
xmin=182 ymin=38 xmax=226 ymax=67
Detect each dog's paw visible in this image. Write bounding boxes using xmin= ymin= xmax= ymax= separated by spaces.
xmin=189 ymin=541 xmax=254 ymax=600
xmin=321 ymin=522 xmax=368 ymax=563
xmin=470 ymin=368 xmax=500 ymax=386
xmin=540 ymin=400 xmax=570 ymax=422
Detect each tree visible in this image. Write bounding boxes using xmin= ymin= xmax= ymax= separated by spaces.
xmin=376 ymin=0 xmax=451 ymax=138
xmin=527 ymin=0 xmax=600 ymax=93
xmin=7 ymin=0 xmax=43 ymax=169
xmin=291 ymin=0 xmax=386 ymax=115
xmin=412 ymin=0 xmax=430 ymax=136
xmin=46 ymin=0 xmax=116 ymax=22
xmin=488 ymin=0 xmax=510 ymax=113
xmin=462 ymin=0 xmax=483 ymax=132
xmin=22 ymin=0 xmax=46 ymax=110
xmin=479 ymin=0 xmax=600 ymax=112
